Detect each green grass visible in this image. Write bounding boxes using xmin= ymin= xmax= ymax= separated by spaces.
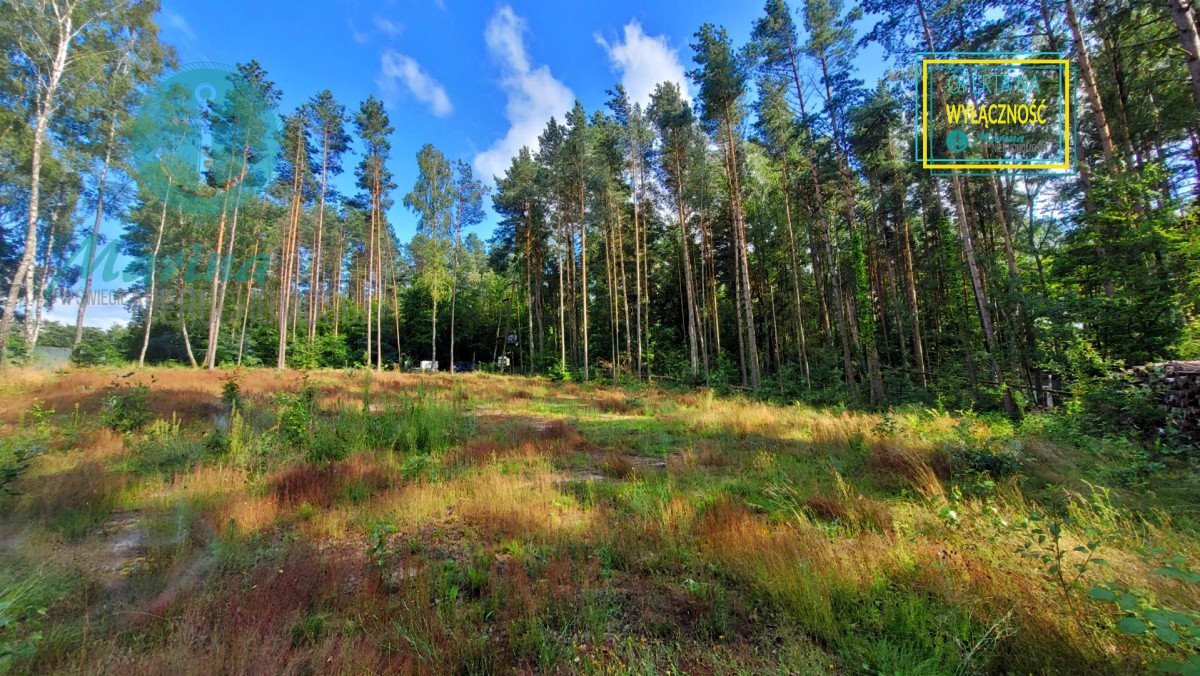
xmin=0 ymin=368 xmax=1196 ymax=673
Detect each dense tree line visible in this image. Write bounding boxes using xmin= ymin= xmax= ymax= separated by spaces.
xmin=2 ymin=0 xmax=1199 ymax=412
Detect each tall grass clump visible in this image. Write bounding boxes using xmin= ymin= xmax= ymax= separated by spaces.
xmin=306 ymin=390 xmax=470 ymax=463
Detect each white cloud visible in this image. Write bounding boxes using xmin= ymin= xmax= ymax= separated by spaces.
xmin=473 ymin=5 xmax=575 ymax=182
xmin=160 ymin=9 xmax=196 ymax=42
xmin=349 ymin=19 xmax=370 ymax=44
xmin=378 ymin=50 xmax=454 ymax=117
xmin=596 ymin=20 xmax=690 ymax=108
xmin=44 ymin=298 xmax=130 ymax=330
xmin=373 ymin=15 xmax=404 ymax=39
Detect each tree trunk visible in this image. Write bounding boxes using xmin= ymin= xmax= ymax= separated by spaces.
xmin=449 ymin=199 xmax=462 ymax=373
xmin=780 ymin=184 xmax=810 ymax=385
xmin=179 ymin=282 xmax=198 ymax=368
xmin=278 ymin=132 xmax=306 ymax=369
xmin=74 ymin=117 xmax=118 ymax=349
xmin=558 ymin=247 xmax=567 ymax=372
xmin=818 ymin=48 xmax=882 ymax=404
xmin=310 ymin=132 xmax=330 ymax=340
xmin=917 ymin=0 xmax=1017 ymax=415
xmin=0 ymin=10 xmax=71 ymax=366
xmin=29 ymin=230 xmax=55 ymax=351
xmin=236 ymin=240 xmax=259 ymax=366
xmin=1170 ymin=0 xmax=1200 ymax=107
xmin=675 ymin=158 xmax=700 ymax=379
xmin=139 ymin=194 xmax=170 ymax=367
xmin=1064 ymin=0 xmax=1118 ymax=168
xmin=723 ymin=113 xmax=761 ymax=391
xmin=579 ymin=180 xmax=589 ymax=381
xmin=630 ymin=146 xmax=644 ymax=380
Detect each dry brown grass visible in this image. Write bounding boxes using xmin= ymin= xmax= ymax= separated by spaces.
xmin=591 ymin=393 xmax=638 ymax=414
xmin=269 ymin=456 xmax=390 ymax=509
xmin=599 ymin=452 xmax=634 ymax=478
xmin=866 ymin=439 xmax=947 ymax=498
xmin=22 ymin=459 xmax=125 ymax=525
xmin=447 ymin=419 xmax=592 ymax=467
xmin=694 ymin=498 xmax=907 ymax=644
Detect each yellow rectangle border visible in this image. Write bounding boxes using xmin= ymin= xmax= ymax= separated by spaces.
xmin=921 ymin=58 xmax=1071 ymax=170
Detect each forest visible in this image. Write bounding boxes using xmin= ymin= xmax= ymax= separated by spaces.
xmin=1 ymin=0 xmax=1200 ymax=673
xmin=0 ymin=0 xmax=1194 ymax=409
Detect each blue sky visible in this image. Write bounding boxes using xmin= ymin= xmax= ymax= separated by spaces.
xmin=61 ymin=0 xmax=887 ymax=328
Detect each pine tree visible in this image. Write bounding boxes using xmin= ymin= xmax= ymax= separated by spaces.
xmin=691 ymin=23 xmax=762 ymax=390
xmin=404 ymin=144 xmax=454 ymax=369
xmin=354 ymin=96 xmax=394 ymax=370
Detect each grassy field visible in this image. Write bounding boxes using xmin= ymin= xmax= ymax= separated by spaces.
xmin=0 ymin=368 xmax=1197 ymax=673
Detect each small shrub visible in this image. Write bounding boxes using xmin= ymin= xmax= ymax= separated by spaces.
xmin=1069 ymin=372 xmax=1166 ymax=440
xmin=290 ymin=612 xmax=328 ymax=646
xmin=1012 ymin=514 xmax=1106 ymax=606
xmin=124 ymin=419 xmax=209 ymax=478
xmin=221 ymin=371 xmax=243 ymax=413
xmin=276 ymin=379 xmax=318 ymax=448
xmin=0 ymin=443 xmax=41 ymax=496
xmin=1090 ymin=555 xmax=1199 ymax=672
xmin=101 ymin=380 xmax=152 ymax=433
xmin=307 ymin=419 xmax=351 ymax=464
xmin=945 ymin=419 xmax=1024 ymax=479
xmin=21 ymin=401 xmax=54 ymax=435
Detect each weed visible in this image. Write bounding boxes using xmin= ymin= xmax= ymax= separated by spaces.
xmin=21 ymin=401 xmax=54 ymax=435
xmin=289 ymin=612 xmax=328 ymax=647
xmin=0 ymin=442 xmax=41 ymax=496
xmin=1012 ymin=514 xmax=1106 ymax=607
xmin=101 ymin=379 xmax=152 ymax=433
xmin=220 ymin=371 xmax=243 ymax=413
xmin=0 ymin=573 xmax=48 ymax=669
xmin=275 ymin=379 xmax=318 ymax=448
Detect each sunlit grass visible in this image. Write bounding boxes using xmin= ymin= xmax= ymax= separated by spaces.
xmin=0 ymin=367 xmax=1194 ymax=672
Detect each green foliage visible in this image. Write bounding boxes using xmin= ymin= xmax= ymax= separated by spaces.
xmin=945 ymin=419 xmax=1025 ymax=479
xmin=287 ymin=333 xmax=349 ymax=369
xmin=1091 ymin=554 xmax=1200 ymax=673
xmin=289 ymin=612 xmax=329 ymax=647
xmin=220 ymin=371 xmax=243 ymax=413
xmin=100 ymin=378 xmax=153 ymax=433
xmin=275 ymin=378 xmax=318 ymax=448
xmin=0 ymin=445 xmax=40 ymax=497
xmin=1055 ymin=165 xmax=1188 ymax=366
xmin=0 ymin=402 xmax=51 ymax=496
xmin=70 ymin=326 xmax=129 ymax=366
xmin=1012 ymin=515 xmax=1106 ymax=605
xmin=0 ymin=574 xmax=49 ymax=671
xmin=123 ymin=418 xmax=210 ymax=478
xmin=1067 ymin=372 xmax=1166 ymax=441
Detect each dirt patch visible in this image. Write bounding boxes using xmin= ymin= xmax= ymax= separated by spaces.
xmin=68 ymin=511 xmax=153 ymax=588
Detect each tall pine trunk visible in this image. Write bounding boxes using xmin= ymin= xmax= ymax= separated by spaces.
xmin=1170 ymin=0 xmax=1200 ymax=107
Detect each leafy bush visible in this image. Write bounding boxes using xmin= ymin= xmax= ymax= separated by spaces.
xmin=0 ymin=444 xmax=41 ymax=496
xmin=221 ymin=371 xmax=243 ymax=412
xmin=100 ymin=379 xmax=152 ymax=433
xmin=1090 ymin=554 xmax=1200 ymax=673
xmin=276 ymin=379 xmax=318 ymax=448
xmin=945 ymin=419 xmax=1025 ymax=479
xmin=1068 ymin=372 xmax=1166 ymax=440
xmin=123 ymin=418 xmax=210 ymax=478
